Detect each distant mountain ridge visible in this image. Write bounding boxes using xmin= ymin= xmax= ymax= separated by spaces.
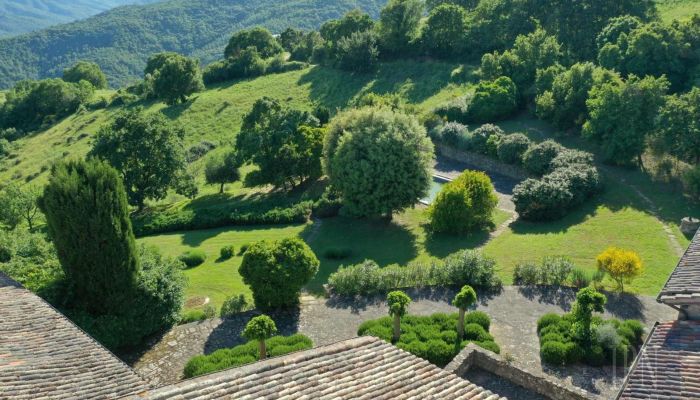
xmin=0 ymin=0 xmax=384 ymax=89
xmin=0 ymin=0 xmax=159 ymax=37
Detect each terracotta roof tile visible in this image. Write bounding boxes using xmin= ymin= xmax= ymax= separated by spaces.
xmin=126 ymin=336 xmax=501 ymax=400
xmin=659 ymin=230 xmax=700 ymax=304
xmin=619 ymin=321 xmax=700 ymax=399
xmin=0 ymin=272 xmax=149 ymax=400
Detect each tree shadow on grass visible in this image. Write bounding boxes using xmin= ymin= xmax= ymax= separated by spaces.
xmin=302 ymin=216 xmax=420 ymax=295
xmin=203 ymin=309 xmax=301 ymax=355
xmin=509 ymin=192 xmax=604 ymax=236
xmin=297 ymin=61 xmax=461 ymax=111
xmin=424 ymin=228 xmax=492 ymax=259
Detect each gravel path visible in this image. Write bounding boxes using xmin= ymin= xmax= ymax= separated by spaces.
xmin=129 ymin=286 xmax=671 ymax=398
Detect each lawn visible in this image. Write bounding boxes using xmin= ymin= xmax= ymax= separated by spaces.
xmin=657 ymin=0 xmax=700 ymax=21
xmin=139 ymin=206 xmax=512 ymax=311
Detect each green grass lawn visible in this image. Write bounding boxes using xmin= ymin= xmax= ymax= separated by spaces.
xmin=138 ymin=223 xmax=308 ymax=311
xmin=139 ymin=206 xmax=511 ymax=311
xmin=657 ymin=0 xmax=700 ymax=21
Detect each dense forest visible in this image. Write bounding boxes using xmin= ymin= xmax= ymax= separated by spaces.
xmin=0 ymin=0 xmax=159 ymax=37
xmin=0 ymin=0 xmax=385 ymax=89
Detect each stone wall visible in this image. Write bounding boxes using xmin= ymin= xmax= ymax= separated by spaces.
xmin=437 ymin=144 xmax=530 ymax=181
xmin=445 ymin=344 xmax=593 ymax=400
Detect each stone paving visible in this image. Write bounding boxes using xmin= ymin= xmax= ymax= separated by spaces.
xmin=129 ymin=286 xmax=672 ymax=399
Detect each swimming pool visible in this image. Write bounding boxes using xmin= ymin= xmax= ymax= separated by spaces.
xmin=420 ymin=175 xmax=451 ymax=205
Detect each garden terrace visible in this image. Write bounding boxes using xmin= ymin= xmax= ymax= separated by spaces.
xmin=127 ymin=336 xmax=500 ymax=400
xmin=617 ymin=320 xmax=700 ymax=399
xmin=0 ymin=272 xmax=148 ymax=399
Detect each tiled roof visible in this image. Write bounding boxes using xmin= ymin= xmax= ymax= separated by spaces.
xmin=0 ymin=272 xmax=149 ymax=400
xmin=618 ymin=321 xmax=700 ymax=399
xmin=659 ymin=230 xmax=700 ymax=304
xmin=126 ymin=336 xmax=501 ymax=400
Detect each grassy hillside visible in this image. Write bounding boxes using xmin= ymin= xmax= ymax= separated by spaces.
xmin=657 ymin=0 xmax=700 ymax=21
xmin=0 ymin=61 xmax=465 ymax=187
xmin=0 ymin=1 xmax=158 ymax=37
xmin=0 ymin=0 xmax=385 ymax=89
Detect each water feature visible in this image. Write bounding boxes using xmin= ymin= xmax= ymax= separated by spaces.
xmin=420 ymin=175 xmax=451 ymax=205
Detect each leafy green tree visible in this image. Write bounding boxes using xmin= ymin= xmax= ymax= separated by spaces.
xmin=466 ymin=0 xmax=537 ymax=55
xmin=239 ymin=238 xmax=319 ymax=309
xmin=320 ymin=9 xmax=375 ymax=43
xmin=480 ymin=28 xmax=563 ymax=99
xmin=0 ymin=78 xmax=93 ymax=132
xmin=242 ymin=315 xmax=278 ymax=359
xmin=595 ymin=15 xmax=643 ymax=51
xmin=654 ymin=88 xmax=700 ymax=164
xmin=144 ymin=52 xmax=179 ymax=75
xmin=204 ymin=150 xmax=242 ymax=193
xmin=90 ymin=107 xmax=187 ymax=209
xmin=467 ymin=76 xmax=518 ymax=123
xmin=429 ymin=170 xmax=498 ymax=234
xmin=598 ymin=22 xmax=693 ymax=90
xmin=453 ymin=285 xmax=477 ymax=339
xmin=426 ymin=0 xmax=478 ymax=11
xmin=290 ymin=31 xmax=324 ymax=62
xmin=583 ymin=75 xmax=668 ymax=166
xmin=570 ymin=287 xmax=606 ymax=346
xmin=388 ymin=290 xmax=411 ymax=342
xmin=63 ymin=61 xmax=108 ymax=89
xmin=237 ymin=98 xmax=322 ymax=189
xmin=536 ymin=63 xmax=621 ymax=129
xmin=325 ymin=108 xmax=434 ymax=218
xmin=421 ymin=4 xmax=469 ymax=58
xmin=0 ymin=183 xmax=41 ymax=230
xmin=278 ymin=28 xmax=305 ymax=52
xmin=378 ymin=0 xmax=423 ymax=56
xmin=224 ymin=27 xmax=283 ymax=59
xmin=335 ymin=30 xmax=379 ymax=72
xmin=39 ymin=159 xmax=139 ymax=314
xmin=147 ymin=53 xmax=204 ymax=105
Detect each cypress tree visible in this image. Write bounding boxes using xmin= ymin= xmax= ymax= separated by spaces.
xmin=40 ymin=159 xmax=139 ymax=314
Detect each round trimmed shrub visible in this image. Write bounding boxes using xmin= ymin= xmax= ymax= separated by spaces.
xmin=239 ymin=238 xmax=319 ymax=309
xmin=178 ymin=250 xmax=207 ymax=268
xmin=497 ymin=133 xmax=531 ymax=164
xmin=428 ymin=170 xmax=498 ymax=234
xmin=437 ymin=122 xmax=469 ymax=148
xmin=623 ymin=320 xmax=645 ymax=344
xmin=584 ymin=344 xmax=606 ymax=366
xmin=512 ymin=177 xmax=574 ymax=221
xmin=426 ymin=339 xmax=455 ymax=366
xmin=468 ymin=124 xmax=504 ymax=155
xmin=464 ymin=311 xmax=491 ymax=331
xmin=220 ymin=245 xmax=235 ymax=260
xmin=564 ymin=342 xmax=584 ymax=364
xmin=537 ymin=313 xmax=562 ymax=333
xmin=541 ymin=332 xmax=565 ymax=344
xmin=522 ymin=140 xmax=564 ymax=176
xmin=550 ymin=149 xmax=594 ymax=170
xmin=464 ymin=323 xmax=493 ymax=342
xmin=541 ymin=341 xmax=568 ymax=365
xmin=475 ymin=340 xmax=500 ymax=354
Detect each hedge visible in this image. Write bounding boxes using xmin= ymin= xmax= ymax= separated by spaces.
xmin=358 ymin=313 xmax=499 ymax=367
xmin=328 ymin=250 xmax=502 ymax=296
xmin=183 ymin=334 xmax=313 ymax=378
xmin=131 ymin=201 xmax=313 ymax=236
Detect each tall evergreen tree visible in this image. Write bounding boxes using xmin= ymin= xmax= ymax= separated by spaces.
xmin=40 ymin=159 xmax=139 ymax=314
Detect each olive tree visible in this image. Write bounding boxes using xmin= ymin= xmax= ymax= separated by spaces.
xmin=242 ymin=315 xmax=278 ymax=359
xmin=325 ymin=108 xmax=434 ymax=218
xmin=239 ymin=238 xmax=319 ymax=309
xmin=387 ymin=291 xmax=411 ymax=342
xmin=204 ymin=150 xmax=241 ymax=193
xmin=452 ymin=285 xmax=477 ymax=339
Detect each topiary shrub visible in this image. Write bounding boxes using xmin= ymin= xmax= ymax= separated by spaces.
xmin=428 ymin=170 xmax=498 ymax=234
xmin=178 ymin=250 xmax=207 ymax=268
xmin=436 ymin=122 xmax=469 ymax=149
xmin=183 ymin=334 xmax=312 ymax=378
xmin=541 ymin=341 xmax=568 ymax=365
xmin=219 ymin=245 xmax=235 ymax=261
xmin=468 ymin=124 xmax=504 ymax=155
xmin=512 ymin=177 xmax=574 ymax=221
xmin=464 ymin=311 xmax=491 ymax=331
xmin=550 ymin=150 xmax=595 ymax=170
xmin=537 ymin=313 xmax=562 ymax=333
xmin=522 ymin=140 xmax=564 ymax=176
xmin=497 ymin=133 xmax=531 ymax=164
xmin=239 ymin=238 xmax=319 ymax=309
xmin=359 ymin=312 xmax=499 ymax=367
